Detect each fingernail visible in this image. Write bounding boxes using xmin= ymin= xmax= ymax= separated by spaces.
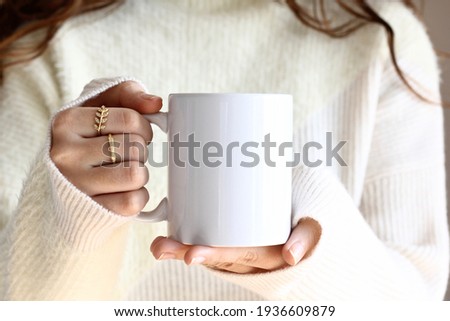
xmin=158 ymin=252 xmax=176 ymax=260
xmin=189 ymin=257 xmax=205 ymax=265
xmin=288 ymin=242 xmax=305 ymax=265
xmin=141 ymin=93 xmax=159 ymax=100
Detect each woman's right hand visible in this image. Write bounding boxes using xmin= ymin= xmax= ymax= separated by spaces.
xmin=50 ymin=81 xmax=162 ymax=216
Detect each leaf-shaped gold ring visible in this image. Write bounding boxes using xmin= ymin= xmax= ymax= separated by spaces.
xmin=94 ymin=105 xmax=109 ymax=135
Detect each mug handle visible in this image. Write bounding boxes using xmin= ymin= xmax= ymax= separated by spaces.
xmin=135 ymin=112 xmax=168 ymax=222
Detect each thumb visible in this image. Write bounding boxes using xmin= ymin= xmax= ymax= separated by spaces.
xmin=84 ymin=80 xmax=163 ymax=114
xmin=282 ymin=217 xmax=322 ymax=266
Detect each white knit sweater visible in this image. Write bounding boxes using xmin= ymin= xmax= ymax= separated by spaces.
xmin=0 ymin=0 xmax=448 ymax=300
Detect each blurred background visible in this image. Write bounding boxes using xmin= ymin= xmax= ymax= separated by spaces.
xmin=421 ymin=0 xmax=450 ymax=300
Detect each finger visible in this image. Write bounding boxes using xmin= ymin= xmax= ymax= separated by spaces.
xmin=150 ymin=238 xmax=271 ymax=273
xmin=183 ymin=244 xmax=287 ymax=271
xmin=65 ymin=161 xmax=149 ymax=196
xmin=92 ymin=187 xmax=149 ymax=216
xmin=202 ymin=262 xmax=266 ymax=274
xmin=84 ymin=81 xmax=163 ymax=114
xmin=52 ymin=107 xmax=153 ymax=141
xmin=282 ymin=217 xmax=322 ymax=266
xmin=79 ymin=133 xmax=148 ymax=167
xmin=150 ymin=236 xmax=191 ymax=260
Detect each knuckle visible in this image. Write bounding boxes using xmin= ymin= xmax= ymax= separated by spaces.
xmin=128 ymin=144 xmax=140 ymax=162
xmin=125 ymin=162 xmax=139 ymax=183
xmin=239 ymin=250 xmax=259 ymax=265
xmin=119 ymin=80 xmax=142 ymax=95
xmin=138 ymin=166 xmax=149 ymax=186
xmin=124 ymin=134 xmax=147 ymax=161
xmin=120 ymin=109 xmax=141 ymax=131
xmin=50 ymin=145 xmax=71 ymax=168
xmin=52 ymin=109 xmax=73 ymax=134
xmin=124 ymin=162 xmax=147 ymax=187
xmin=121 ymin=191 xmax=144 ymax=214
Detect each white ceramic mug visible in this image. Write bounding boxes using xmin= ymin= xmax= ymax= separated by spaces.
xmin=139 ymin=93 xmax=293 ymax=247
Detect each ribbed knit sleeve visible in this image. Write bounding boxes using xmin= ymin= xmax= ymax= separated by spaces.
xmin=0 ymin=64 xmax=137 ymax=299
xmin=212 ymin=5 xmax=449 ymax=300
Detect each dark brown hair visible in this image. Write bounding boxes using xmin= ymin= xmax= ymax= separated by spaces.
xmin=0 ymin=0 xmax=435 ymax=102
xmin=0 ymin=0 xmax=122 ymax=73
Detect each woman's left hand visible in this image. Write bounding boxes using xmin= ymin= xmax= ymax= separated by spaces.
xmin=150 ymin=218 xmax=321 ymax=273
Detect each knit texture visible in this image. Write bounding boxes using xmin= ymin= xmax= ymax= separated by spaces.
xmin=0 ymin=0 xmax=448 ymax=300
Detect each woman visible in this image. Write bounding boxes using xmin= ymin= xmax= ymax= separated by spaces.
xmin=0 ymin=0 xmax=448 ymax=300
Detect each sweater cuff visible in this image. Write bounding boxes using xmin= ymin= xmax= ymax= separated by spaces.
xmin=45 ymin=154 xmax=133 ymax=251
xmin=61 ymin=76 xmax=146 ymax=110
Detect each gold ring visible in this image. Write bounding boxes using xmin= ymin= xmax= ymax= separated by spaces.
xmin=94 ymin=105 xmax=109 ymax=134
xmin=108 ymin=133 xmax=116 ymax=164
